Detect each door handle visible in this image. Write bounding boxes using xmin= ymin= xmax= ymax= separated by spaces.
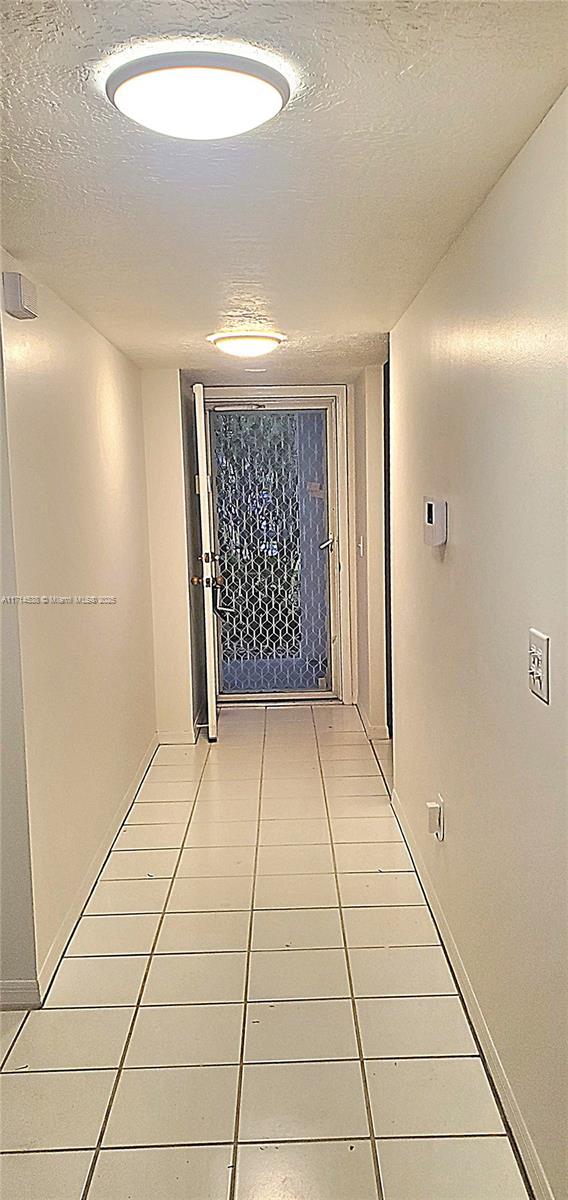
xmin=319 ymin=535 xmax=334 ymax=551
xmin=212 ymin=576 xmax=233 ymax=619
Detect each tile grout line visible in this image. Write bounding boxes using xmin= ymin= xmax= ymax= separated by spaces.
xmin=27 ymin=943 xmax=445 ymax=963
xmin=38 ymin=988 xmax=456 ymax=1014
xmin=79 ymin=740 xmax=212 ymax=1199
xmin=310 ymin=706 xmax=386 ymax=1200
xmin=83 ymin=869 xmax=417 ymax=883
xmin=72 ymin=897 xmax=425 ymax=919
xmin=2 ymin=1052 xmax=481 ymax=1079
xmin=0 ymin=1130 xmax=518 ymax=1157
xmin=226 ymin=708 xmax=267 ymax=1200
xmin=0 ymin=741 xmax=168 ymax=1071
xmin=0 ymin=1013 xmax=28 ymax=1075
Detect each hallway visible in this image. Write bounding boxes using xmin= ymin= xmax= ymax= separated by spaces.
xmin=0 ymin=706 xmax=528 ymax=1199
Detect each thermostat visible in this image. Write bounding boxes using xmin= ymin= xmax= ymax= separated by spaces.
xmin=2 ymin=272 xmax=38 ymax=320
xmin=423 ymin=497 xmax=447 ymax=546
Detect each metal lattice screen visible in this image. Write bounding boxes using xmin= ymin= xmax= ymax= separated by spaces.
xmin=211 ymin=409 xmax=331 ymax=694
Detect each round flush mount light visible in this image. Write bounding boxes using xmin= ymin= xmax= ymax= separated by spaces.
xmin=208 ymin=331 xmax=286 ymax=357
xmin=106 ymin=50 xmax=290 ymax=140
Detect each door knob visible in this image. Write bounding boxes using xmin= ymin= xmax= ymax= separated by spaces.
xmin=190 ymin=575 xmax=203 ymax=586
xmin=319 ymin=535 xmax=334 ymax=550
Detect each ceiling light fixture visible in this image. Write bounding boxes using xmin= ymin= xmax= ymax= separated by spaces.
xmin=106 ymin=49 xmax=290 ymax=139
xmin=208 ymin=331 xmax=286 ymax=358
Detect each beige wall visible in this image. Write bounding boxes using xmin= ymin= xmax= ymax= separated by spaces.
xmin=352 ymin=365 xmax=388 ymax=738
xmin=0 ymin=339 xmax=38 ymax=1008
xmin=142 ymin=370 xmax=195 ymax=743
xmin=1 ymin=252 xmax=156 ymax=992
xmin=390 ymin=93 xmax=567 ymax=1200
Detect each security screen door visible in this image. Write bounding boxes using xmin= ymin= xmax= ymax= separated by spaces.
xmin=193 ymin=388 xmax=339 ymax=719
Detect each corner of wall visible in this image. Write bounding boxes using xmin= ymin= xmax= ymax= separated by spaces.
xmin=356 ymin=702 xmax=389 ymax=742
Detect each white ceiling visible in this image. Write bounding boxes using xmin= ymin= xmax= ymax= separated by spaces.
xmin=1 ymin=1 xmax=566 ymax=383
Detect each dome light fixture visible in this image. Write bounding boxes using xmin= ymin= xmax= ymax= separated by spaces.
xmin=208 ymin=331 xmax=286 ymax=358
xmin=106 ymin=49 xmax=290 ymax=140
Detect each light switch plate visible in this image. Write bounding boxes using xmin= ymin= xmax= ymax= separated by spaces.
xmin=529 ymin=629 xmax=550 ymax=704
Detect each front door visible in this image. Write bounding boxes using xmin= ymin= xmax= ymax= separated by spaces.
xmin=192 ymin=388 xmax=347 ymax=730
xmin=203 ymin=395 xmax=342 ymax=704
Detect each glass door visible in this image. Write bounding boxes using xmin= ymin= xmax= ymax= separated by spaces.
xmin=207 ymin=401 xmax=338 ymax=699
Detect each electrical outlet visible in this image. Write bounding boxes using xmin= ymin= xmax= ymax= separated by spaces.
xmin=427 ymin=796 xmax=445 ymax=840
xmin=529 ymin=629 xmax=550 ymax=704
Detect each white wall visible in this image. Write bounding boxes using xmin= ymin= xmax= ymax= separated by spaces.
xmin=0 ymin=339 xmax=38 ymax=1008
xmin=1 ymin=252 xmax=156 ymax=993
xmin=142 ymin=369 xmax=195 ymax=742
xmin=352 ymin=365 xmax=388 ymax=738
xmin=391 ymin=93 xmax=567 ymax=1200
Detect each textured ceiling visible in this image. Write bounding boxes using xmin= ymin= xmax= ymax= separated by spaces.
xmin=1 ymin=1 xmax=566 ymax=383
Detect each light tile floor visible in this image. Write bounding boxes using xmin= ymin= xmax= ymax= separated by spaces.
xmin=0 ymin=706 xmax=530 ymax=1199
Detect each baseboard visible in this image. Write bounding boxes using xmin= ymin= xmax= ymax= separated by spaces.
xmin=0 ymin=977 xmax=41 ymax=1010
xmin=157 ymin=728 xmax=197 ymax=745
xmin=37 ymin=733 xmax=158 ymax=1000
xmin=391 ymin=787 xmax=553 ymax=1200
xmin=356 ymin=703 xmax=389 ymax=742
xmin=193 ymin=705 xmax=205 ymax=742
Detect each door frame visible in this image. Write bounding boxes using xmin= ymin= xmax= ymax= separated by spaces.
xmin=193 ymin=383 xmax=219 ymax=740
xmin=203 ymin=384 xmax=353 ymax=705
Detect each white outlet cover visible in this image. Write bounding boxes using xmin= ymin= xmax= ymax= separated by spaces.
xmin=529 ymin=628 xmax=550 ymax=704
xmin=3 ymin=271 xmax=38 ymax=319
